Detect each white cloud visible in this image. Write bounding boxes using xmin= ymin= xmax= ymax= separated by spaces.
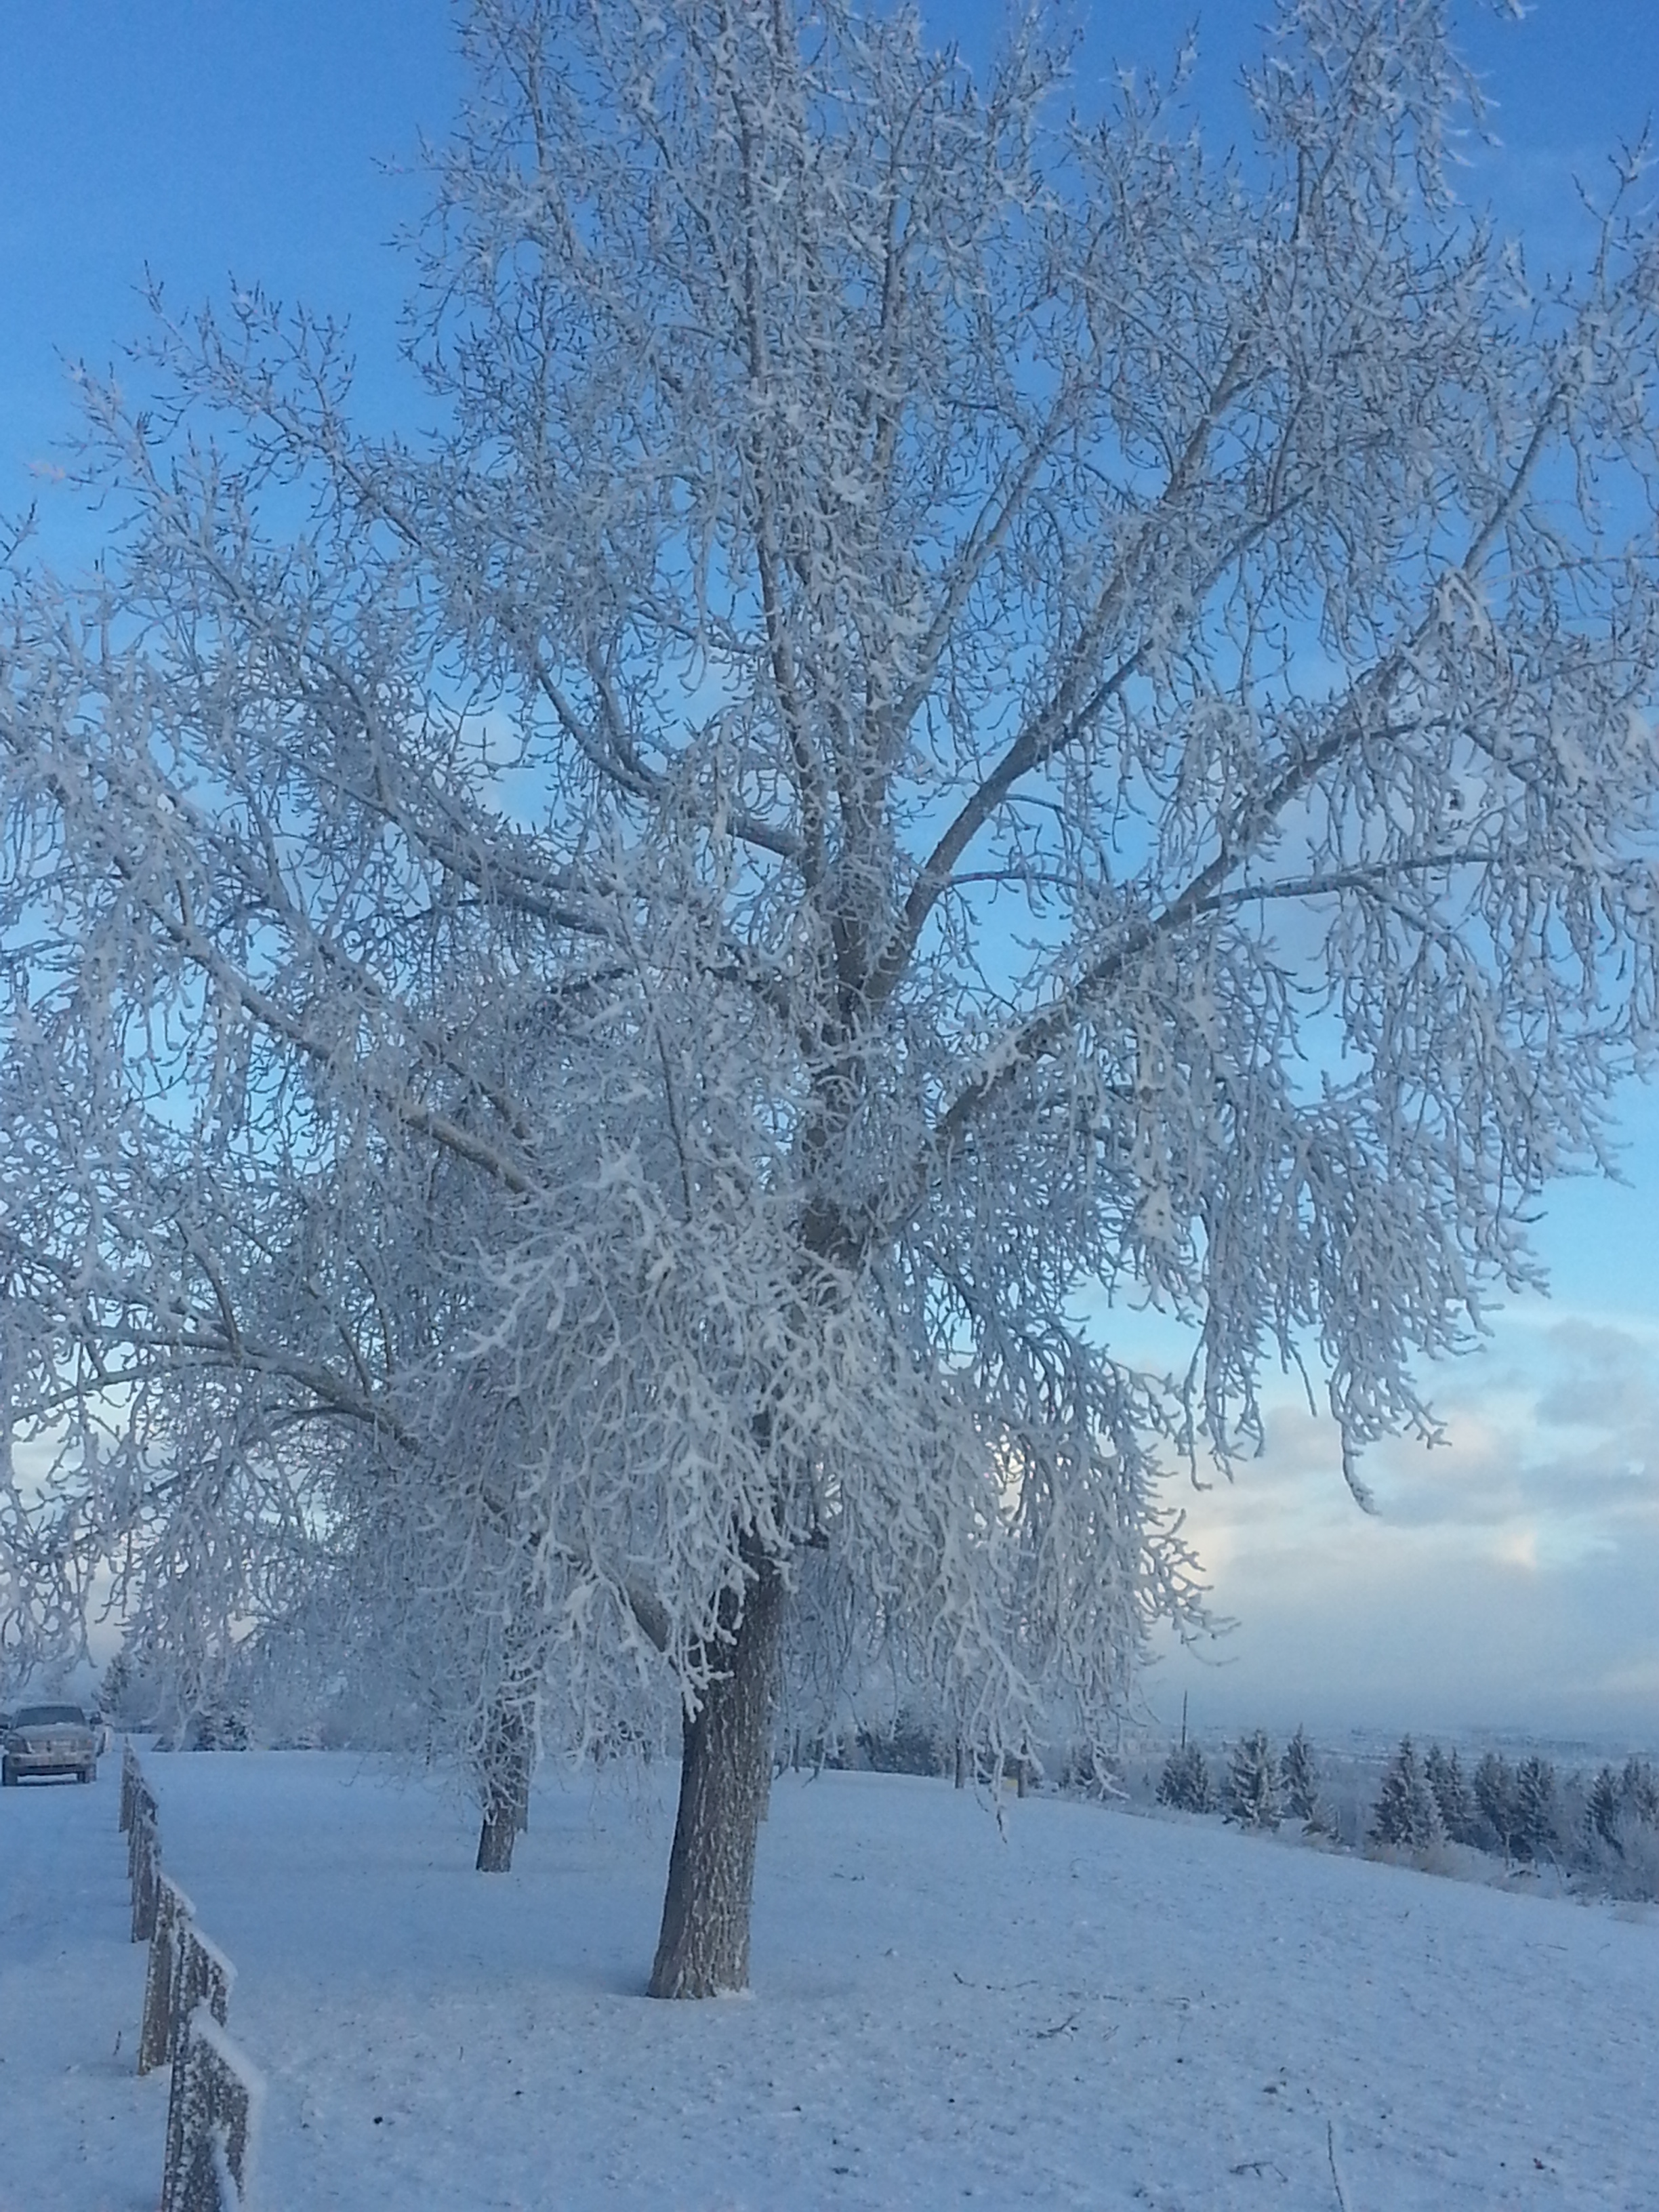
xmin=1147 ymin=1305 xmax=1659 ymax=1744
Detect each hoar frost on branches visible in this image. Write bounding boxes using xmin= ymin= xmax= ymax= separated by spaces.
xmin=5 ymin=0 xmax=1659 ymax=1992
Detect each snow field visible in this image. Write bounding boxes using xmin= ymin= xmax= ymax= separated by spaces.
xmin=5 ymin=1751 xmax=1659 ymax=2209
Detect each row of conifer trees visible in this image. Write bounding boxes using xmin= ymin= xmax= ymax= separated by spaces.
xmin=1158 ymin=1729 xmax=1659 ymax=1888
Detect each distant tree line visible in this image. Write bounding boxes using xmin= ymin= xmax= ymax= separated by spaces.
xmin=1157 ymin=1725 xmax=1324 ymax=1832
xmin=1157 ymin=1729 xmax=1659 ymax=1899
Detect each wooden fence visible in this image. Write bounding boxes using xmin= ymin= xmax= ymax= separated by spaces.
xmin=120 ymin=1744 xmax=265 ymax=2212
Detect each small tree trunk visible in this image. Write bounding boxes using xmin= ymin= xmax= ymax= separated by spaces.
xmin=474 ymin=1693 xmax=533 ymax=1875
xmin=954 ymin=1738 xmax=966 ymax=1790
xmin=649 ymin=1553 xmax=785 ymax=1999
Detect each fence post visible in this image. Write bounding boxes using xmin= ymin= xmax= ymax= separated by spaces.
xmin=126 ymin=1781 xmax=155 ymax=1880
xmin=162 ymin=1924 xmax=237 ymax=2202
xmin=162 ymin=2005 xmax=262 ymax=2212
xmin=140 ymin=1875 xmax=197 ymax=2074
xmin=129 ymin=1793 xmax=161 ymax=1944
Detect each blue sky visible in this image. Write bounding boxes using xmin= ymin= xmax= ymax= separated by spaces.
xmin=5 ymin=1 xmax=1659 ymax=1742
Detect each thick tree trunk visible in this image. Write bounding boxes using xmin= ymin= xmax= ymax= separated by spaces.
xmin=474 ymin=1693 xmax=533 ymax=1874
xmin=648 ymin=1552 xmax=785 ymax=1998
xmin=475 ymin=1796 xmax=518 ymax=1873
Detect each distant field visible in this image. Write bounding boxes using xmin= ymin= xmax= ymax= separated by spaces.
xmin=4 ymin=1750 xmax=1657 ymax=2210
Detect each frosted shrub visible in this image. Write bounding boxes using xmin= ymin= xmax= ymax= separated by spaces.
xmin=1054 ymin=1742 xmax=1122 ymax=1799
xmin=185 ymin=1706 xmax=251 ymax=1755
xmin=856 ymin=1709 xmax=948 ymax=1778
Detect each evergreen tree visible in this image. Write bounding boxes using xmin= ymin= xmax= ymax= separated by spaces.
xmin=1424 ymin=1742 xmax=1473 ymax=1843
xmin=1371 ymin=1737 xmax=1444 ymax=1852
xmin=1157 ymin=1742 xmax=1215 ymax=1814
xmin=1588 ymin=1765 xmax=1624 ymax=1854
xmin=1622 ymin=1757 xmax=1659 ymax=1828
xmin=1473 ymin=1752 xmax=1520 ymax=1859
xmin=1512 ymin=1755 xmax=1559 ymax=1864
xmin=1223 ymin=1730 xmax=1281 ymax=1830
xmin=100 ymin=1650 xmax=134 ymax=1723
xmin=1279 ymin=1725 xmax=1324 ymax=1831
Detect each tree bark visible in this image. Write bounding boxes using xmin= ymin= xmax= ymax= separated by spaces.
xmin=474 ymin=1693 xmax=533 ymax=1874
xmin=648 ymin=1551 xmax=785 ymax=1998
xmin=475 ymin=1795 xmax=519 ymax=1872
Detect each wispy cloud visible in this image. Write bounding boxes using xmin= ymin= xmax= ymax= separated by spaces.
xmin=1151 ymin=1304 xmax=1659 ymax=1742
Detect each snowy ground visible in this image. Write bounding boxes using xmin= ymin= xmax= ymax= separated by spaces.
xmin=0 ymin=1764 xmax=152 ymax=2212
xmin=5 ymin=1751 xmax=1658 ymax=2211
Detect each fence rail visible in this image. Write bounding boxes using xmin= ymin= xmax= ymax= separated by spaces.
xmin=120 ymin=1744 xmax=263 ymax=2212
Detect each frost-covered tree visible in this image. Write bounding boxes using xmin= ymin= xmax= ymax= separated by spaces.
xmin=1588 ymin=1763 xmax=1626 ymax=1853
xmin=1423 ymin=1742 xmax=1474 ymax=1843
xmin=1582 ymin=1761 xmax=1659 ymax=1900
xmin=1157 ymin=1741 xmax=1215 ymax=1815
xmin=1473 ymin=1750 xmax=1521 ymax=1860
xmin=1223 ymin=1729 xmax=1281 ymax=1830
xmin=7 ymin=0 xmax=1659 ymax=1996
xmin=1621 ymin=1757 xmax=1659 ymax=1828
xmin=1586 ymin=1757 xmax=1659 ymax=1871
xmin=1371 ymin=1736 xmax=1443 ymax=1852
xmin=1279 ymin=1725 xmax=1324 ymax=1831
xmin=1511 ymin=1754 xmax=1561 ymax=1864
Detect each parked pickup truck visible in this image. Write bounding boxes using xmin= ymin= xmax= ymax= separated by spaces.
xmin=2 ymin=1703 xmax=100 ymax=1785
